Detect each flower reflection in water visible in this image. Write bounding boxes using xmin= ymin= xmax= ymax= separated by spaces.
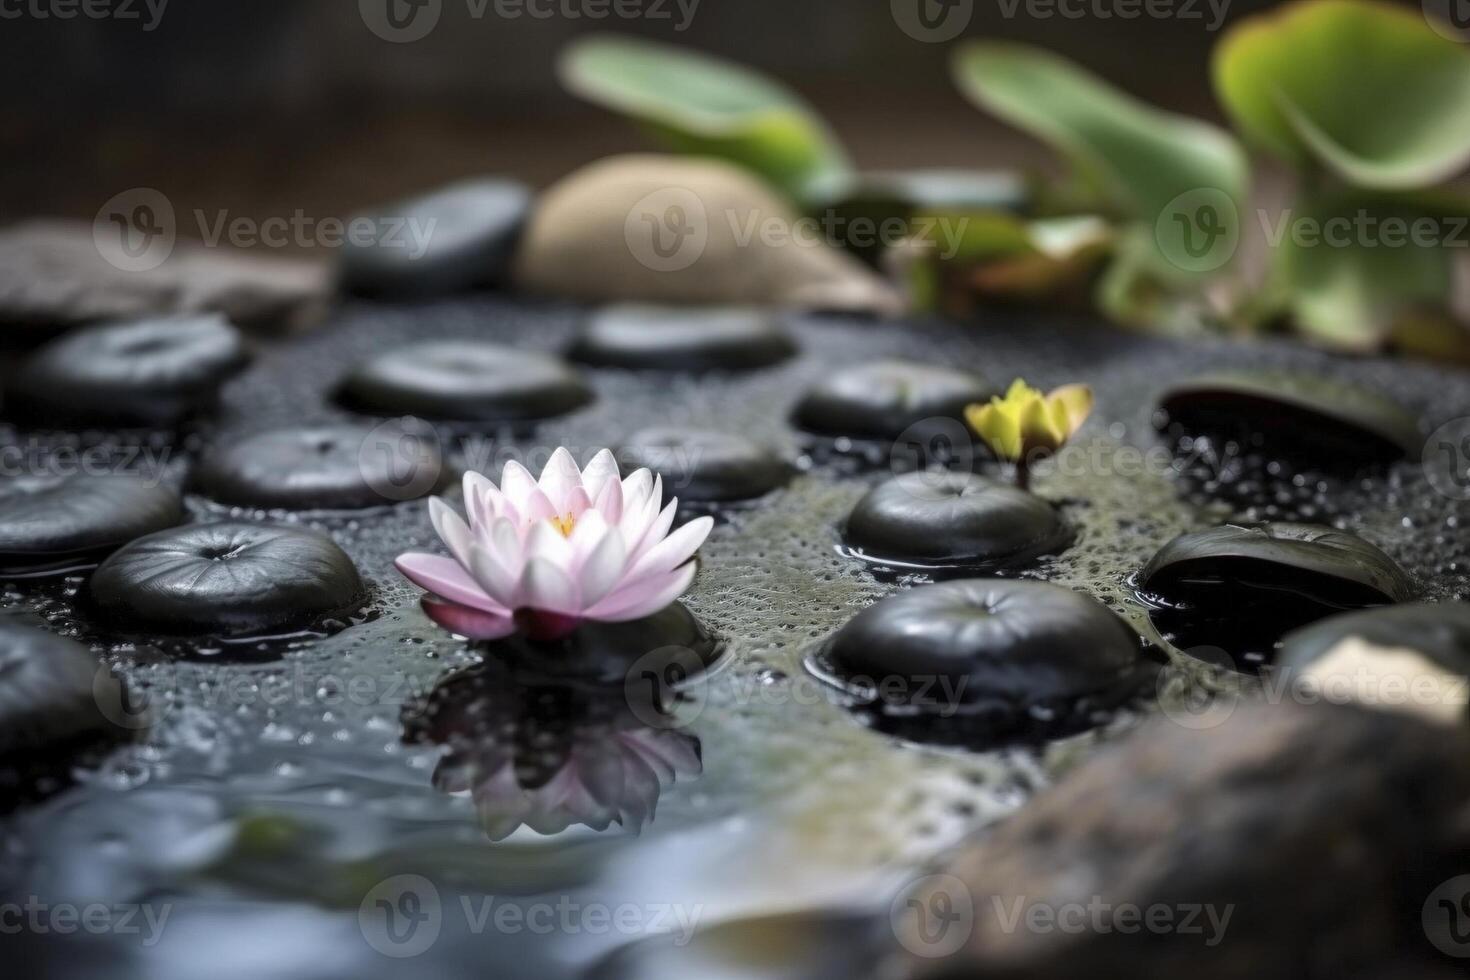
xmin=404 ymin=662 xmax=702 ymax=841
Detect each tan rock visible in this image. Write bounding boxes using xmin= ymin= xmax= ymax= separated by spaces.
xmin=513 ymin=155 xmax=904 ymax=316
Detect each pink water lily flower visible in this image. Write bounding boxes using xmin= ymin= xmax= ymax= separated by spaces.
xmin=396 ymin=448 xmax=712 ymax=640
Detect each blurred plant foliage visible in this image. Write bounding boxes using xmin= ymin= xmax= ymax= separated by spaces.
xmin=559 ymin=1 xmax=1470 ymax=362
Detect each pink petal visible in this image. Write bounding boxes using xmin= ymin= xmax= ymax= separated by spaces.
xmin=499 ymin=460 xmax=539 ymax=511
xmin=537 ymin=448 xmax=583 ymax=512
xmin=593 ymin=475 xmax=623 ymax=526
xmin=525 ymin=521 xmax=574 ymax=568
xmin=395 ymin=553 xmax=508 ymax=614
xmin=586 ymin=561 xmax=697 ymax=621
xmin=462 ymin=472 xmax=504 ymax=530
xmin=621 ymin=469 xmax=653 ymax=511
xmin=629 ymin=499 xmax=678 ymax=564
xmin=421 ymin=598 xmax=515 ymax=640
xmin=626 ymin=515 xmax=713 ymax=581
xmin=489 ymin=518 xmax=525 ymax=570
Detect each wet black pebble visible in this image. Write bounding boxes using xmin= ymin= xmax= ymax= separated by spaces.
xmin=844 ymin=471 xmax=1069 ymax=568
xmin=0 ymin=474 xmax=183 ymax=574
xmin=617 ymin=427 xmax=791 ymax=502
xmin=337 ymin=177 xmax=530 ymax=298
xmin=1140 ymin=522 xmax=1414 ymax=673
xmin=337 ymin=341 xmax=592 ymax=422
xmin=0 ymin=621 xmax=127 ymax=755
xmin=90 ymin=522 xmax=364 ymax=635
xmin=1278 ymin=602 xmax=1470 ymax=676
xmin=817 ymin=579 xmax=1142 ymax=726
xmin=195 ymin=422 xmax=448 ymax=510
xmin=480 ymin=601 xmax=719 ymax=684
xmin=793 ymin=358 xmax=992 ymax=442
xmin=569 ymin=305 xmax=796 ymax=372
xmin=11 ymin=314 xmax=248 ymax=428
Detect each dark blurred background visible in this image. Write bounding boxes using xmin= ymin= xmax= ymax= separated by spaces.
xmin=0 ymin=0 xmax=1359 ymax=241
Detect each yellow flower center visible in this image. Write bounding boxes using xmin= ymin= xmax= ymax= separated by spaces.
xmin=549 ymin=513 xmax=577 ymax=537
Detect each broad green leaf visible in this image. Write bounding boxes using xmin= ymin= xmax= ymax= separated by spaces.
xmin=951 ymin=42 xmax=1248 ymax=279
xmin=1267 ymin=192 xmax=1457 ymax=350
xmin=558 ymin=34 xmax=851 ymax=204
xmin=1214 ymin=0 xmax=1470 ymax=189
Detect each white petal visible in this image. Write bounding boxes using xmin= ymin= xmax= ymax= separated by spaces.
xmin=525 ymin=520 xmax=574 ymax=569
xmin=568 ymin=509 xmax=610 ymax=568
xmin=593 ymin=474 xmax=624 ymax=525
xmin=469 ymin=544 xmax=522 ymax=609
xmin=499 ymin=460 xmax=538 ymax=510
xmin=489 ymin=518 xmax=525 ymax=572
xmin=521 ymin=557 xmax=579 ymax=614
xmin=576 ymin=531 xmax=628 ymax=607
xmin=621 ymin=469 xmax=653 ymax=510
xmin=428 ymin=497 xmax=473 ymax=567
xmin=629 ymin=499 xmax=678 ymax=564
xmin=581 ymin=449 xmax=620 ymax=502
xmin=538 ymin=448 xmax=583 ymax=512
xmin=462 ymin=471 xmax=503 ymax=530
xmin=626 ymin=516 xmax=712 ymax=581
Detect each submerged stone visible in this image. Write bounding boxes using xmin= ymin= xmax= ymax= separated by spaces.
xmin=337 ymin=177 xmax=530 ymax=298
xmin=90 ymin=522 xmax=364 ymax=636
xmin=844 ymin=471 xmax=1069 ymax=569
xmin=569 ymin=305 xmax=796 ymax=372
xmin=0 ymin=474 xmax=183 ymax=574
xmin=1140 ymin=522 xmax=1414 ymax=673
xmin=195 ymin=422 xmax=447 ymax=510
xmin=0 ymin=621 xmax=126 ymax=756
xmin=815 ymin=579 xmax=1144 ymax=740
xmin=793 ymin=358 xmax=992 ymax=442
xmin=337 ymin=341 xmax=592 ymax=422
xmin=617 ymin=427 xmax=791 ymax=502
xmin=12 ymin=314 xmax=248 ymax=428
xmin=1156 ymin=370 xmax=1420 ymax=469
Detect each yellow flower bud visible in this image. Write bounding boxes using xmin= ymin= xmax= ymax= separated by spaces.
xmin=965 ymin=379 xmax=1094 ymax=464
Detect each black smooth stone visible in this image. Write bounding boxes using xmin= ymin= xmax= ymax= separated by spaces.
xmin=819 ymin=579 xmax=1142 ymax=720
xmin=0 ymin=474 xmax=183 ymax=573
xmin=195 ymin=422 xmax=448 ymax=510
xmin=337 ymin=341 xmax=592 ymax=422
xmin=0 ymin=620 xmax=125 ymax=755
xmin=1140 ymin=522 xmax=1414 ymax=673
xmin=617 ymin=427 xmax=791 ymax=502
xmin=1279 ymin=602 xmax=1470 ymax=677
xmin=12 ymin=314 xmax=248 ymax=428
xmin=1157 ymin=370 xmax=1420 ymax=469
xmin=793 ymin=358 xmax=993 ymax=441
xmin=569 ymin=305 xmax=796 ymax=372
xmin=337 ymin=177 xmax=531 ymax=298
xmin=844 ymin=472 xmax=1069 ymax=567
xmin=474 ymin=601 xmax=720 ymax=685
xmin=90 ymin=522 xmax=364 ymax=636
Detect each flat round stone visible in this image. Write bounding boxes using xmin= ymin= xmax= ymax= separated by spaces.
xmin=195 ymin=422 xmax=447 ymax=510
xmin=0 ymin=621 xmax=123 ymax=755
xmin=617 ymin=427 xmax=791 ymax=502
xmin=793 ymin=358 xmax=993 ymax=441
xmin=820 ymin=579 xmax=1142 ymax=717
xmin=338 ymin=178 xmax=531 ymax=298
xmin=0 ymin=474 xmax=183 ymax=573
xmin=90 ymin=522 xmax=364 ymax=636
xmin=337 ymin=341 xmax=592 ymax=422
xmin=569 ymin=305 xmax=796 ymax=372
xmin=12 ymin=315 xmax=248 ymax=428
xmin=1279 ymin=602 xmax=1470 ymax=675
xmin=844 ymin=472 xmax=1069 ymax=567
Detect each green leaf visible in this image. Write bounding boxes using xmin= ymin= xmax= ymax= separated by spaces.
xmin=558 ymin=34 xmax=851 ymax=204
xmin=1214 ymin=0 xmax=1470 ymax=189
xmin=1267 ymin=192 xmax=1457 ymax=350
xmin=951 ymin=41 xmax=1249 ymax=279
